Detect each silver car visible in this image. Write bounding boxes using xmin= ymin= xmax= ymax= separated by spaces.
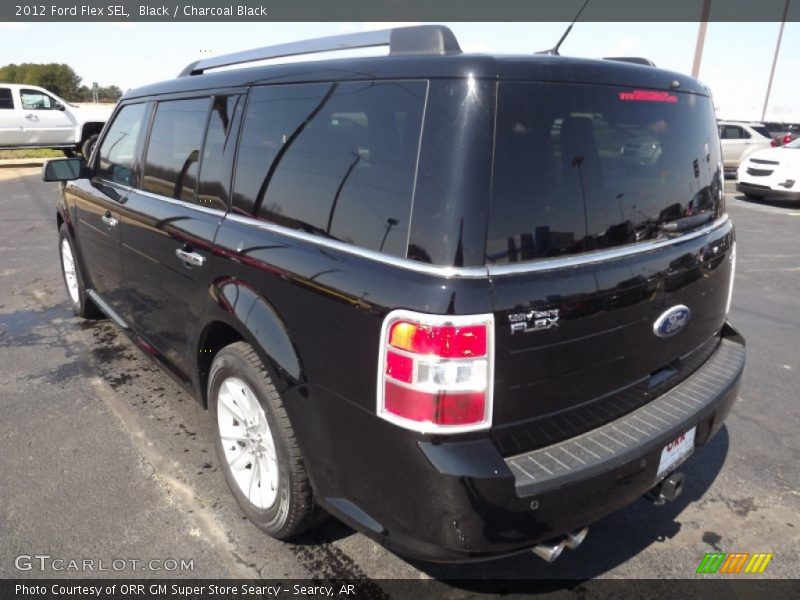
xmin=718 ymin=120 xmax=774 ymax=176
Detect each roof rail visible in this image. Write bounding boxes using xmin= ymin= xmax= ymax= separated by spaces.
xmin=179 ymin=25 xmax=462 ymax=77
xmin=603 ymin=57 xmax=657 ymax=67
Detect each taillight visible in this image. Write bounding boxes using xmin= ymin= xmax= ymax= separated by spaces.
xmin=771 ymin=140 xmax=778 ymax=148
xmin=783 ymin=134 xmax=792 ymax=145
xmin=377 ymin=310 xmax=494 ymax=433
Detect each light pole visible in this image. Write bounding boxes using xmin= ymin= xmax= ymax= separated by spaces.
xmin=691 ymin=0 xmax=711 ymax=78
xmin=761 ymin=0 xmax=790 ymax=122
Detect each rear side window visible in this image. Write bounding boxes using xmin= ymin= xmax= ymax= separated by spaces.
xmin=0 ymin=88 xmax=13 ymax=109
xmin=96 ymin=103 xmax=148 ymax=187
xmin=750 ymin=126 xmax=771 ymax=139
xmin=142 ymin=97 xmax=210 ymax=203
xmin=489 ymin=83 xmax=723 ymax=263
xmin=196 ymin=95 xmax=244 ymax=211
xmin=232 ymin=80 xmax=426 ymax=257
xmin=720 ymin=125 xmax=748 ymax=140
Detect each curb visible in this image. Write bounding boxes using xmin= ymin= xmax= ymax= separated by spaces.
xmin=0 ymin=159 xmax=47 ymax=169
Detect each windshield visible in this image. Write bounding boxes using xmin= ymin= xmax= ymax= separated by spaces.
xmin=488 ymin=83 xmax=724 ymax=264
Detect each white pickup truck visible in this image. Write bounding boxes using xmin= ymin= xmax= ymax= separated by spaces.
xmin=0 ymin=84 xmax=113 ymax=157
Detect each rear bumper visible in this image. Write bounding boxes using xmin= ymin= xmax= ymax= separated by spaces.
xmin=736 ymin=181 xmax=800 ymax=200
xmin=290 ymin=323 xmax=745 ymax=562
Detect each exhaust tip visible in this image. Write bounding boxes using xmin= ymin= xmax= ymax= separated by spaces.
xmin=532 ymin=540 xmax=565 ymax=563
xmin=565 ymin=526 xmax=589 ymax=550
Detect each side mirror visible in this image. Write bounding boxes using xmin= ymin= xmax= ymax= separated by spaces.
xmin=54 ymin=102 xmax=66 ymax=111
xmin=42 ymin=158 xmax=85 ymax=182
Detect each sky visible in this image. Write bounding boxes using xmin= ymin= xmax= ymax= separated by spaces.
xmin=0 ymin=20 xmax=798 ymax=121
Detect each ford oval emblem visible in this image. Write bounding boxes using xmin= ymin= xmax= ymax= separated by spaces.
xmin=653 ymin=305 xmax=691 ymax=338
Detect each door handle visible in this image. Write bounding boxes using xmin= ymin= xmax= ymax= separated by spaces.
xmin=24 ymin=114 xmax=38 ymax=121
xmin=101 ymin=213 xmax=118 ymax=228
xmin=175 ymin=247 xmax=206 ymax=267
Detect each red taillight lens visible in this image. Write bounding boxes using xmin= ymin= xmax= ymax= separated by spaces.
xmin=388 ymin=321 xmax=487 ymax=357
xmin=378 ymin=311 xmax=494 ymax=433
xmin=383 ymin=383 xmax=486 ymax=426
xmin=385 ymin=350 xmax=413 ymax=383
xmin=771 ymin=140 xmax=778 ymax=147
xmin=783 ymin=135 xmax=792 ymax=145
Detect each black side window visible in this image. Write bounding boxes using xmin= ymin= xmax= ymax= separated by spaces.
xmin=96 ymin=103 xmax=148 ymax=187
xmin=232 ymin=80 xmax=426 ymax=257
xmin=196 ymin=95 xmax=243 ymax=211
xmin=142 ymin=97 xmax=210 ymax=203
xmin=0 ymin=88 xmax=13 ymax=109
xmin=721 ymin=125 xmax=747 ymax=140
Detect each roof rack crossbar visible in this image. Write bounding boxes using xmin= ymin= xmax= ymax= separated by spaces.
xmin=603 ymin=56 xmax=657 ymax=67
xmin=179 ymin=25 xmax=462 ymax=77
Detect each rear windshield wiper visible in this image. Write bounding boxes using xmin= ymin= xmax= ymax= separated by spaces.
xmin=658 ymin=212 xmax=715 ymax=233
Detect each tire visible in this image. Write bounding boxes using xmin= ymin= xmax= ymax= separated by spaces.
xmin=58 ymin=224 xmax=101 ymax=318
xmin=209 ymin=342 xmax=323 ymax=539
xmin=62 ymin=147 xmax=77 ymax=158
xmin=81 ymin=134 xmax=99 ymax=160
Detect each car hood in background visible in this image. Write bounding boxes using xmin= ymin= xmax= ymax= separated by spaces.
xmin=72 ymin=103 xmax=116 ymax=121
xmin=745 ymin=146 xmax=800 ymax=167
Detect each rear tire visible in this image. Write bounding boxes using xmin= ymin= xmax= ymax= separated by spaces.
xmin=81 ymin=134 xmax=99 ymax=160
xmin=62 ymin=147 xmax=77 ymax=158
xmin=58 ymin=224 xmax=101 ymax=318
xmin=209 ymin=342 xmax=324 ymax=539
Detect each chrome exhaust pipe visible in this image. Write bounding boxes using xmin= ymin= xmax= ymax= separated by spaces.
xmin=532 ymin=527 xmax=589 ymax=562
xmin=532 ymin=539 xmax=566 ymax=563
xmin=564 ymin=526 xmax=589 ymax=550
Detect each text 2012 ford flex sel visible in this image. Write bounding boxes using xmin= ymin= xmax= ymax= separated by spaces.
xmin=44 ymin=26 xmax=744 ymax=563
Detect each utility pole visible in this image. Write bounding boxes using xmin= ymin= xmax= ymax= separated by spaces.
xmin=761 ymin=0 xmax=790 ymax=122
xmin=691 ymin=0 xmax=711 ymax=78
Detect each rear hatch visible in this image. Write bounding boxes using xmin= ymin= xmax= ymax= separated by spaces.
xmin=486 ymin=81 xmax=734 ymax=456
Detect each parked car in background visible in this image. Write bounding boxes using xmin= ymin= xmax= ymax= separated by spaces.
xmin=763 ymin=121 xmax=800 ymax=146
xmin=737 ymin=136 xmax=800 ymax=200
xmin=0 ymin=83 xmax=112 ymax=157
xmin=718 ymin=120 xmax=774 ymax=177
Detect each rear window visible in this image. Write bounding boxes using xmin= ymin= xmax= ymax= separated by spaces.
xmin=488 ymin=83 xmax=723 ymax=263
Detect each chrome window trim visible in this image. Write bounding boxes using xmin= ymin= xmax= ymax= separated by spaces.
xmin=225 ymin=213 xmax=487 ymax=277
xmin=487 ymin=214 xmax=731 ymax=277
xmin=224 ymin=213 xmax=730 ymax=279
xmin=134 ymin=188 xmax=228 ymax=217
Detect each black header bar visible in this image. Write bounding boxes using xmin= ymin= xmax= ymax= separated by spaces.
xmin=3 ymin=0 xmax=799 ymax=22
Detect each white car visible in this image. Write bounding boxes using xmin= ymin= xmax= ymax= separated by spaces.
xmin=0 ymin=83 xmax=113 ymax=157
xmin=736 ymin=137 xmax=800 ymax=201
xmin=718 ymin=120 xmax=774 ymax=177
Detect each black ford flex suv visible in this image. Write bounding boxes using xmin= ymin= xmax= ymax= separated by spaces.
xmin=44 ymin=26 xmax=744 ymax=563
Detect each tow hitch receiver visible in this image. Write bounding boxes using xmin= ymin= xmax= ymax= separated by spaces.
xmin=647 ymin=472 xmax=685 ymax=505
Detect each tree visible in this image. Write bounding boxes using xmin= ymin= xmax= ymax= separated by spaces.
xmin=0 ymin=63 xmax=121 ymax=102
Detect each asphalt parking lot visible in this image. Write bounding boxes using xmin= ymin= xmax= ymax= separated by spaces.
xmin=0 ymin=167 xmax=798 ymax=584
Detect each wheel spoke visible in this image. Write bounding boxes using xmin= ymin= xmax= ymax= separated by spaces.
xmin=218 ymin=388 xmax=247 ymax=424
xmin=247 ymin=457 xmax=259 ymax=502
xmin=228 ymin=446 xmax=252 ymax=471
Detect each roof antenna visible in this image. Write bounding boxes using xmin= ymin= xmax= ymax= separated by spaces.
xmin=537 ymin=0 xmax=591 ymax=56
